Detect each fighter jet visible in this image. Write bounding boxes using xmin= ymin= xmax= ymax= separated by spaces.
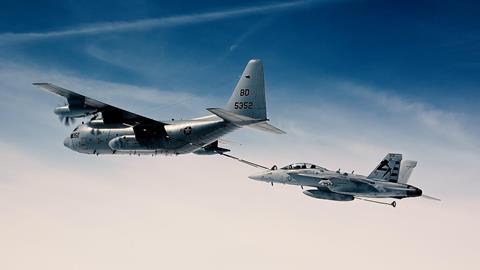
xmin=34 ymin=59 xmax=284 ymax=156
xmin=247 ymin=153 xmax=439 ymax=207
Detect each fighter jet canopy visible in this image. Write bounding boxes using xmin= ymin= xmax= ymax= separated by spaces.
xmin=281 ymin=163 xmax=325 ymax=170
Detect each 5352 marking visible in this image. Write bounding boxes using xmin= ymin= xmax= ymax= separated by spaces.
xmin=234 ymin=101 xmax=254 ymax=109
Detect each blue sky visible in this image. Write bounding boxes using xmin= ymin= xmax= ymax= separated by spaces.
xmin=0 ymin=1 xmax=479 ymax=269
xmin=1 ymin=0 xmax=479 ymax=111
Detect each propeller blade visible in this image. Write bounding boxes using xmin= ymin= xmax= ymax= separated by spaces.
xmin=59 ymin=115 xmax=75 ymax=126
xmin=422 ymin=195 xmax=441 ymax=201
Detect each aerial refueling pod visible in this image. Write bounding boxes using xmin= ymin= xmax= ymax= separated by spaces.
xmin=193 ymin=141 xmax=230 ymax=155
xmin=303 ymin=189 xmax=354 ymax=201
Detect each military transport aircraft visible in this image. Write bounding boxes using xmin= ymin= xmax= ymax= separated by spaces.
xmin=246 ymin=153 xmax=439 ymax=207
xmin=35 ymin=59 xmax=284 ymax=156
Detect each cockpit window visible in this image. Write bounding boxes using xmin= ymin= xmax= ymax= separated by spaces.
xmin=281 ymin=163 xmax=324 ymax=170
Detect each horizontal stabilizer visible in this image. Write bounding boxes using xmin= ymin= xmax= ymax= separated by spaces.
xmin=249 ymin=121 xmax=285 ymax=134
xmin=207 ymin=108 xmax=264 ymax=126
xmin=207 ymin=108 xmax=284 ymax=134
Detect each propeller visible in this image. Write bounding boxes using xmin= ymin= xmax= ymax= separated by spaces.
xmin=58 ymin=115 xmax=75 ymax=126
xmin=55 ymin=102 xmax=74 ymax=126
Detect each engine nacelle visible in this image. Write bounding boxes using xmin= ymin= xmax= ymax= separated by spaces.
xmin=54 ymin=105 xmax=96 ymax=118
xmin=193 ymin=140 xmax=230 ymax=155
xmin=87 ymin=119 xmax=128 ymax=129
xmin=303 ymin=189 xmax=354 ymax=201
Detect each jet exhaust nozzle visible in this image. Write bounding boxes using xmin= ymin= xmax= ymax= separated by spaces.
xmin=406 ymin=186 xmax=423 ymax=197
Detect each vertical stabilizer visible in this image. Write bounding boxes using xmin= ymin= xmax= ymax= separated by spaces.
xmin=398 ymin=160 xmax=417 ymax=184
xmin=225 ymin=59 xmax=267 ymax=120
xmin=368 ymin=153 xmax=402 ymax=182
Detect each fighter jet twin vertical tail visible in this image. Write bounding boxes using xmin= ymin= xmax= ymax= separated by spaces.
xmin=34 ymin=59 xmax=284 ymax=156
xmin=247 ymin=153 xmax=439 ymax=207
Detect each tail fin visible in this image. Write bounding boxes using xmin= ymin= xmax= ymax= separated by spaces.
xmin=210 ymin=59 xmax=284 ymax=134
xmin=368 ymin=153 xmax=402 ymax=182
xmin=225 ymin=59 xmax=266 ymax=120
xmin=398 ymin=160 xmax=417 ymax=184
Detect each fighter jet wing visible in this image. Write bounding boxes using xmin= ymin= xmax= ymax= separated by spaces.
xmin=291 ymin=173 xmax=379 ymax=186
xmin=33 ymin=83 xmax=167 ymax=126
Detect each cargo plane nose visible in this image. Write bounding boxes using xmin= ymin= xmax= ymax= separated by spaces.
xmin=63 ymin=137 xmax=72 ymax=150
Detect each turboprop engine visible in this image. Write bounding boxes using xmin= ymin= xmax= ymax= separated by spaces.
xmin=54 ymin=104 xmax=97 ymax=125
xmin=54 ymin=105 xmax=97 ymax=117
xmin=303 ymin=189 xmax=354 ymax=201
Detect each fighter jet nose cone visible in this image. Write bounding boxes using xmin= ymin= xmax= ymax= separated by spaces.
xmin=248 ymin=173 xmax=264 ymax=181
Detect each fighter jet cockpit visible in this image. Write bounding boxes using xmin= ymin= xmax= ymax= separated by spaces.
xmin=280 ymin=163 xmax=324 ymax=171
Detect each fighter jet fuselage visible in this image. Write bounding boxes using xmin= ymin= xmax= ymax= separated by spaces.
xmin=249 ymin=163 xmax=422 ymax=200
xmin=248 ymin=154 xmax=434 ymax=206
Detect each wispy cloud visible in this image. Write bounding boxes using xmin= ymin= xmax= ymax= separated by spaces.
xmin=336 ymin=81 xmax=479 ymax=149
xmin=0 ymin=0 xmax=317 ymax=44
xmin=0 ymin=61 xmax=212 ymax=124
xmin=228 ymin=17 xmax=275 ymax=52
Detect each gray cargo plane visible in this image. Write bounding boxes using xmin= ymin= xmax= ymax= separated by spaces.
xmin=35 ymin=59 xmax=284 ymax=156
xmin=247 ymin=153 xmax=439 ymax=207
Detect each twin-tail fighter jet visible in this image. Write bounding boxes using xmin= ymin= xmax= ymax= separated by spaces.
xmin=35 ymin=59 xmax=284 ymax=156
xmin=247 ymin=153 xmax=440 ymax=207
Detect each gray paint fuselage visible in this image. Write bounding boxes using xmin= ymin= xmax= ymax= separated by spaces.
xmin=64 ymin=115 xmax=237 ymax=155
xmin=249 ymin=167 xmax=422 ymax=199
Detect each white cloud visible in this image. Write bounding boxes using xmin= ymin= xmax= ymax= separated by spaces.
xmin=338 ymin=81 xmax=479 ymax=149
xmin=0 ymin=61 xmax=212 ymax=122
xmin=0 ymin=1 xmax=316 ymax=44
xmin=0 ymin=139 xmax=479 ymax=270
xmin=1 ymin=60 xmax=480 ymax=270
xmin=1 ymin=59 xmax=478 ymax=196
